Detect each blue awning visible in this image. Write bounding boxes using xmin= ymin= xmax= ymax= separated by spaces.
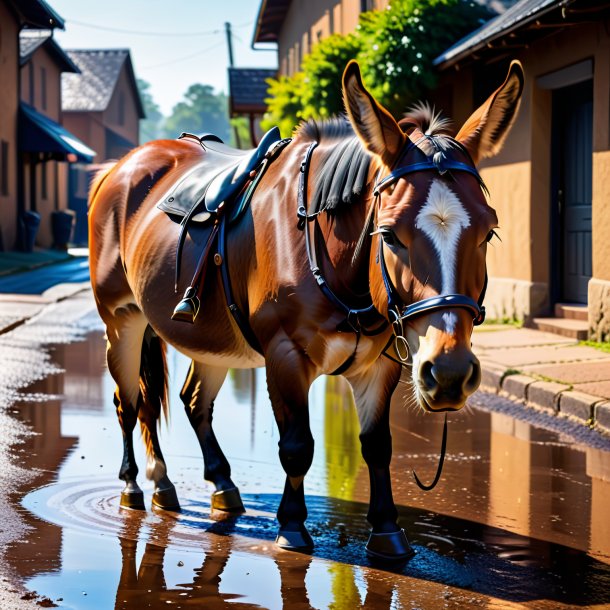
xmin=19 ymin=102 xmax=95 ymax=163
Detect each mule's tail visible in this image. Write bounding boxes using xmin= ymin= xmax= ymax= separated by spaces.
xmin=138 ymin=325 xmax=169 ymax=470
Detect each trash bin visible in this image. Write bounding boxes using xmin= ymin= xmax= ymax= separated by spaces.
xmin=22 ymin=210 xmax=41 ymax=253
xmin=51 ymin=209 xmax=76 ymax=250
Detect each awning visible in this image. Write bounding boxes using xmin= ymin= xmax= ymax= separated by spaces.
xmin=19 ymin=102 xmax=95 ymax=163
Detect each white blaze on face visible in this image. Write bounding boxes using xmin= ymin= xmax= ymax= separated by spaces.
xmin=415 ymin=180 xmax=470 ymax=333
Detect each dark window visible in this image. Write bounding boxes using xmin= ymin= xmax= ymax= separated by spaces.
xmin=1 ymin=141 xmax=8 ymax=196
xmin=41 ymin=162 xmax=47 ymax=199
xmin=41 ymin=67 xmax=47 ymax=110
xmin=118 ymin=92 xmax=125 ymax=125
xmin=28 ymin=63 xmax=35 ymax=105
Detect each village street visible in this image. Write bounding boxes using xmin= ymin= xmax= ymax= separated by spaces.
xmin=0 ymin=260 xmax=609 ymax=609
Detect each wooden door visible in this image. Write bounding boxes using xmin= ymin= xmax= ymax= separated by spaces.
xmin=553 ymin=81 xmax=593 ymax=304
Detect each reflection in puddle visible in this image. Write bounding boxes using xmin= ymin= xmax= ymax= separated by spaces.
xmin=7 ymin=331 xmax=610 ymax=608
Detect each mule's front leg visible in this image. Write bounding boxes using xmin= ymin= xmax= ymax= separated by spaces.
xmin=266 ymin=341 xmax=315 ymax=551
xmin=347 ymin=359 xmax=413 ymax=561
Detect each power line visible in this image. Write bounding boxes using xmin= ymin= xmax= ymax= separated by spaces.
xmin=65 ymin=19 xmax=223 ymax=37
xmin=140 ymin=41 xmax=226 ymax=70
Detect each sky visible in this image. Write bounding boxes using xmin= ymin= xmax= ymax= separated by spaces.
xmin=50 ymin=0 xmax=278 ymax=116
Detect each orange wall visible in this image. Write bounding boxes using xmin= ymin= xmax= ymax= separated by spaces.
xmin=0 ymin=1 xmax=19 ymax=250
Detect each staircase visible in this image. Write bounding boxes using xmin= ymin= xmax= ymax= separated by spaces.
xmin=529 ymin=303 xmax=589 ymax=340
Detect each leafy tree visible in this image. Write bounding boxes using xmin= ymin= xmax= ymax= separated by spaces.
xmin=300 ymin=33 xmax=362 ymax=120
xmin=262 ymin=0 xmax=491 ymax=133
xmin=357 ymin=0 xmax=490 ymax=115
xmin=163 ymin=84 xmax=231 ymax=142
xmin=261 ymin=72 xmax=307 ymax=137
xmin=137 ymin=78 xmax=164 ymax=143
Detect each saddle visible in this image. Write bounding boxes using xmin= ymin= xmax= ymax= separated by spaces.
xmin=156 ymin=127 xmax=288 ymax=328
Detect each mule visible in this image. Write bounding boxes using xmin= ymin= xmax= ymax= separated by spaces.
xmin=88 ymin=60 xmax=523 ymax=560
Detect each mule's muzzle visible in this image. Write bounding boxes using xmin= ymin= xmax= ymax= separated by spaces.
xmin=417 ymin=351 xmax=481 ymax=411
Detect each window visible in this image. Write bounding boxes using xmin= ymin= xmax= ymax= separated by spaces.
xmin=118 ymin=92 xmax=125 ymax=125
xmin=28 ymin=63 xmax=35 ymax=105
xmin=41 ymin=161 xmax=47 ymax=200
xmin=0 ymin=140 xmax=8 ymax=196
xmin=41 ymin=67 xmax=47 ymax=110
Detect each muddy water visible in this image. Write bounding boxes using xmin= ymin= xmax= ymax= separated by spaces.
xmin=4 ymin=319 xmax=610 ymax=609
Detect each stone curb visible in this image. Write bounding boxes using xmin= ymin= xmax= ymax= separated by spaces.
xmin=527 ymin=380 xmax=569 ymax=413
xmin=594 ymin=401 xmax=610 ymax=435
xmin=558 ymin=390 xmax=601 ymax=423
xmin=499 ymin=374 xmax=536 ymax=403
xmin=482 ymin=360 xmax=609 ymax=436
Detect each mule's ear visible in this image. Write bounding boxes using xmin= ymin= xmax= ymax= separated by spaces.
xmin=342 ymin=60 xmax=405 ymax=164
xmin=456 ymin=60 xmax=524 ymax=164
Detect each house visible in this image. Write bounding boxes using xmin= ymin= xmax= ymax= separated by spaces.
xmin=61 ymin=49 xmax=145 ymax=243
xmin=253 ymin=0 xmax=387 ymax=76
xmin=253 ymin=0 xmax=610 ymax=341
xmin=433 ymin=0 xmax=610 ymax=341
xmin=228 ymin=67 xmax=278 ymax=146
xmin=0 ymin=0 xmax=65 ymax=251
xmin=19 ymin=29 xmax=95 ymax=250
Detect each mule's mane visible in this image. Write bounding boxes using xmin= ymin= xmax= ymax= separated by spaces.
xmin=295 ymin=104 xmax=463 ymax=214
xmin=297 ymin=117 xmax=373 ymax=214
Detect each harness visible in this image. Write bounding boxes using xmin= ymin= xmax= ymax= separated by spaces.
xmin=297 ymin=134 xmax=488 ymax=370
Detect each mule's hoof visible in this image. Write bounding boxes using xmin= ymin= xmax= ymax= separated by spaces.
xmin=152 ymin=485 xmax=181 ymax=511
xmin=120 ymin=490 xmax=145 ymax=510
xmin=211 ymin=487 xmax=244 ymax=512
xmin=366 ymin=529 xmax=414 ymax=562
xmin=276 ymin=526 xmax=314 ymax=552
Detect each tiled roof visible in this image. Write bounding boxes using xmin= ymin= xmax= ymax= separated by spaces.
xmin=20 ymin=29 xmax=52 ymax=60
xmin=19 ymin=29 xmax=79 ymax=72
xmin=252 ymin=0 xmax=291 ymax=45
xmin=435 ymin=0 xmax=557 ymax=66
xmin=228 ymin=68 xmax=277 ymax=114
xmin=62 ymin=49 xmax=144 ymax=117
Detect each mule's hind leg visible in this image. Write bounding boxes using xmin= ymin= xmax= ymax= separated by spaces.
xmin=105 ymin=304 xmax=149 ymax=509
xmin=138 ymin=326 xmax=180 ymax=511
xmin=346 ymin=359 xmax=413 ymax=561
xmin=180 ymin=361 xmax=244 ymax=512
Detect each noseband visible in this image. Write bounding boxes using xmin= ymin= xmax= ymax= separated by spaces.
xmin=373 ymin=136 xmax=487 ymax=361
xmin=297 ymin=135 xmax=487 ymax=367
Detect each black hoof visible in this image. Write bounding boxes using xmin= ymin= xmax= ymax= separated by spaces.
xmin=211 ymin=487 xmax=245 ymax=512
xmin=152 ymin=485 xmax=181 ymax=511
xmin=366 ymin=529 xmax=414 ymax=562
xmin=120 ymin=489 xmax=145 ymax=510
xmin=276 ymin=525 xmax=313 ymax=552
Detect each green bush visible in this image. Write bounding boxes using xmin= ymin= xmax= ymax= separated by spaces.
xmin=263 ymin=0 xmax=491 ymax=134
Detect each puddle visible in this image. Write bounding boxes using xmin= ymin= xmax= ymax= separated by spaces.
xmin=4 ymin=322 xmax=610 ymax=609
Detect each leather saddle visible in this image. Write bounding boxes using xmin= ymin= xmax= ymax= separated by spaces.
xmin=157 ymin=126 xmax=281 ymax=224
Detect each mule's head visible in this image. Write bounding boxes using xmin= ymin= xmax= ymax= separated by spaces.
xmin=342 ymin=60 xmax=524 ymax=412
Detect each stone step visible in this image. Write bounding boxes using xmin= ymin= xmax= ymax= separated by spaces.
xmin=530 ymin=317 xmax=589 ymax=340
xmin=554 ymin=303 xmax=588 ymax=321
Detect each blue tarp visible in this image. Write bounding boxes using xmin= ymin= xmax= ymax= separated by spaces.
xmin=19 ymin=102 xmax=95 ymax=163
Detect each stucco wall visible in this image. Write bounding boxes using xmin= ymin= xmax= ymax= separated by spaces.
xmin=443 ymin=20 xmax=610 ymax=327
xmin=103 ymin=65 xmax=140 ymax=149
xmin=0 ymin=1 xmax=19 ymax=250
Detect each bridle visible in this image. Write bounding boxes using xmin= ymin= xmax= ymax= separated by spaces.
xmin=373 ymin=135 xmax=488 ymax=361
xmin=297 ymin=134 xmax=488 ymax=367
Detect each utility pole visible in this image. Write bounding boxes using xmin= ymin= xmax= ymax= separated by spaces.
xmin=225 ymin=22 xmax=234 ymax=67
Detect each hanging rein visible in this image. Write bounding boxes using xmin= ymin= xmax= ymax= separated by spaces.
xmin=297 ymin=135 xmax=489 ymax=491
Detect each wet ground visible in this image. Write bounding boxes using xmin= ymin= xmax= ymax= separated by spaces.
xmin=1 ymin=292 xmax=610 ymax=609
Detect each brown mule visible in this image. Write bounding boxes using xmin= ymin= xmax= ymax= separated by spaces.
xmin=88 ymin=60 xmax=523 ymax=560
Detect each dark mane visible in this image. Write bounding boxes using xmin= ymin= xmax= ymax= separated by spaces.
xmin=297 ymin=117 xmax=373 ymax=214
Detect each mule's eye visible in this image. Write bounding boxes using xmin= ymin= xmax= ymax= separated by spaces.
xmin=486 ymin=229 xmax=499 ymax=243
xmin=380 ymin=227 xmax=398 ymax=247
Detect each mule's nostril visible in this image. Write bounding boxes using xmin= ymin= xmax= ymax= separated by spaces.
xmin=420 ymin=360 xmax=437 ymax=391
xmin=463 ymin=359 xmax=481 ymax=394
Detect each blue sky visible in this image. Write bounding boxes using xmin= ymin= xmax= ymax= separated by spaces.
xmin=51 ymin=0 xmax=277 ymax=115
